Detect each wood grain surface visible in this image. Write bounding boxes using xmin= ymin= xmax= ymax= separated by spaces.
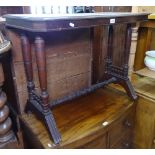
xmin=109 ymin=74 xmax=155 ymax=149
xmin=20 ymin=87 xmax=134 ymax=149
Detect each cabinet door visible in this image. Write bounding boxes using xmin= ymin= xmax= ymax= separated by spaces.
xmin=109 ymin=106 xmax=135 ymax=148
xmin=111 ymin=133 xmax=132 ymax=149
xmin=134 ymin=96 xmax=155 ymax=148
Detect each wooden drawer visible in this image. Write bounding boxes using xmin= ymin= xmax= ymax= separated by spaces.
xmin=109 ymin=107 xmax=134 ymax=147
xmin=111 ymin=132 xmax=132 ymax=149
xmin=79 ymin=134 xmax=107 ymax=149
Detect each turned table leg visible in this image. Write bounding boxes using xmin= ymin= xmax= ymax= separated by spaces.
xmin=34 ymin=36 xmax=61 ymax=144
xmin=124 ymin=24 xmax=132 ymax=76
xmin=106 ymin=24 xmax=137 ymax=100
xmin=34 ymin=37 xmax=49 ymax=112
xmin=106 ymin=25 xmax=113 ymax=73
xmin=20 ymin=34 xmax=35 ymax=100
xmin=119 ymin=24 xmax=137 ymax=100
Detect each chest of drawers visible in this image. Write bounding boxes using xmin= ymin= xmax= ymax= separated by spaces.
xmin=19 ymin=87 xmax=135 ymax=149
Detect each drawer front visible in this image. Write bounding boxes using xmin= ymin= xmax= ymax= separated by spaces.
xmin=111 ymin=133 xmax=132 ymax=149
xmin=79 ymin=134 xmax=107 ymax=149
xmin=109 ymin=107 xmax=135 ymax=147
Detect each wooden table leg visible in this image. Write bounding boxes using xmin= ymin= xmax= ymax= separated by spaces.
xmin=124 ymin=24 xmax=132 ymax=76
xmin=119 ymin=24 xmax=137 ymax=100
xmin=20 ymin=34 xmax=35 ymax=100
xmin=34 ymin=36 xmax=61 ymax=144
xmin=105 ymin=24 xmax=137 ymax=100
xmin=106 ymin=25 xmax=113 ymax=73
xmin=34 ymin=37 xmax=49 ymax=112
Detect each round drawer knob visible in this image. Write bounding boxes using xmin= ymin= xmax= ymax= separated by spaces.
xmin=124 ymin=120 xmax=132 ymax=127
xmin=122 ymin=142 xmax=130 ymax=148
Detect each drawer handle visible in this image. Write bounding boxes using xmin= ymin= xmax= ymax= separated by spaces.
xmin=124 ymin=120 xmax=132 ymax=127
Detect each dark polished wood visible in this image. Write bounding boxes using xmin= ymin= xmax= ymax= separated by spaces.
xmin=93 ymin=7 xmax=133 ymax=84
xmin=34 ymin=36 xmax=48 ymax=111
xmin=0 ymin=21 xmax=23 ymax=148
xmin=131 ymin=74 xmax=155 ymax=148
xmin=51 ymin=77 xmax=116 ymax=107
xmin=119 ymin=24 xmax=137 ymax=100
xmin=0 ymin=86 xmax=14 ymax=143
xmin=20 ymin=87 xmax=135 ymax=149
xmin=7 ymin=28 xmax=92 ymax=113
xmin=105 ymin=23 xmax=137 ymax=100
xmin=20 ymin=34 xmax=35 ymax=99
xmin=0 ymin=52 xmax=17 ymax=148
xmin=4 ymin=13 xmax=148 ymax=32
xmin=34 ymin=36 xmax=61 ymax=144
xmin=108 ymin=74 xmax=155 ymax=149
xmin=106 ymin=25 xmax=113 ymax=70
xmin=5 ymin=13 xmax=148 ymax=144
xmin=21 ymin=34 xmax=61 ymax=144
xmin=124 ymin=24 xmax=132 ymax=67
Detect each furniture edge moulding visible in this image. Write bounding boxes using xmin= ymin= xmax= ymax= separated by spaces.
xmin=3 ymin=13 xmax=149 ymax=32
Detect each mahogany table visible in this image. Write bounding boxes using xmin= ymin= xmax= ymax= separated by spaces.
xmin=4 ymin=12 xmax=148 ymax=144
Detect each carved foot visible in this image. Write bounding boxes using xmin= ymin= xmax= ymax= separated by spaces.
xmin=44 ymin=111 xmax=61 ymax=144
xmin=27 ymin=99 xmax=61 ymax=144
xmin=118 ymin=78 xmax=137 ymax=100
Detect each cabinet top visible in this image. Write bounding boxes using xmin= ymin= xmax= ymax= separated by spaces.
xmin=4 ymin=12 xmax=149 ymax=32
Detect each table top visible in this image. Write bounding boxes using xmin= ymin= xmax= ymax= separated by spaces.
xmin=4 ymin=12 xmax=149 ymax=21
xmin=4 ymin=12 xmax=149 ymax=32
